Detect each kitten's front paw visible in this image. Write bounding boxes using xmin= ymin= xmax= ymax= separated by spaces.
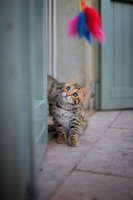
xmin=68 ymin=132 xmax=79 ymax=147
xmin=57 ymin=134 xmax=67 ymax=144
xmin=68 ymin=139 xmax=79 ymax=147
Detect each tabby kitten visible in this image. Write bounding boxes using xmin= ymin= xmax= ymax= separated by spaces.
xmin=48 ymin=75 xmax=64 ymax=115
xmin=49 ymin=75 xmax=92 ymax=147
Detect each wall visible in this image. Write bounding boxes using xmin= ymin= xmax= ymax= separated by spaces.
xmin=56 ymin=0 xmax=96 ymax=109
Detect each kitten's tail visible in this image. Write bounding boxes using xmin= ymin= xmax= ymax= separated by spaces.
xmin=48 ymin=124 xmax=56 ymax=132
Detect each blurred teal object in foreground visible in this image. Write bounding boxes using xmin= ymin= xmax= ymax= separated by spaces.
xmin=0 ymin=0 xmax=47 ymax=199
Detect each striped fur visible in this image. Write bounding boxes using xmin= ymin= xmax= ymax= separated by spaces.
xmin=48 ymin=75 xmax=92 ymax=147
xmin=48 ymin=75 xmax=64 ymax=115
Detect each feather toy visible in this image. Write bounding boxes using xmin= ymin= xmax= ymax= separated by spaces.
xmin=67 ymin=0 xmax=105 ymax=44
xmin=67 ymin=15 xmax=78 ymax=37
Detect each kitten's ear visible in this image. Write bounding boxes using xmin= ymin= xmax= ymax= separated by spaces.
xmin=66 ymin=75 xmax=78 ymax=84
xmin=82 ymin=87 xmax=92 ymax=99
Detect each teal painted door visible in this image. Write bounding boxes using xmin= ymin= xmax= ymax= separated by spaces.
xmin=0 ymin=0 xmax=47 ymax=199
xmin=100 ymin=0 xmax=133 ymax=109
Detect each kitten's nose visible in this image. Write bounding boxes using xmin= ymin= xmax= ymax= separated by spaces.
xmin=66 ymin=93 xmax=70 ymax=97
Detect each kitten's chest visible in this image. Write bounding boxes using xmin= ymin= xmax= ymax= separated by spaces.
xmin=54 ymin=108 xmax=72 ymax=131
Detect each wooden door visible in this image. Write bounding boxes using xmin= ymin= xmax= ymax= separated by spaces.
xmin=100 ymin=0 xmax=133 ymax=109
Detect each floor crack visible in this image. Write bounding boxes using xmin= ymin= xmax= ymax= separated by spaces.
xmin=74 ymin=169 xmax=133 ymax=180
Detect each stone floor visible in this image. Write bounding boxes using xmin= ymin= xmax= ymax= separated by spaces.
xmin=37 ymin=110 xmax=133 ymax=200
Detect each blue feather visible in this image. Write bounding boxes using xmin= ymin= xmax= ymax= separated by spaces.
xmin=85 ymin=30 xmax=92 ymax=44
xmin=77 ymin=12 xmax=86 ymax=39
xmin=77 ymin=12 xmax=92 ymax=44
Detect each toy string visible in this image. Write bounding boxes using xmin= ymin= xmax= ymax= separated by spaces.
xmin=78 ymin=0 xmax=88 ymax=11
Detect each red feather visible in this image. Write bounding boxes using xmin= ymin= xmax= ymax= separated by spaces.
xmin=84 ymin=6 xmax=102 ymax=36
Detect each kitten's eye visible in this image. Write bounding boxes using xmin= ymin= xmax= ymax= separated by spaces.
xmin=73 ymin=92 xmax=78 ymax=97
xmin=66 ymin=86 xmax=70 ymax=91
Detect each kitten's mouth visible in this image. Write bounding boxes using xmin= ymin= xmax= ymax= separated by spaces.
xmin=62 ymin=93 xmax=68 ymax=98
xmin=63 ymin=94 xmax=69 ymax=101
xmin=64 ymin=96 xmax=68 ymax=100
xmin=65 ymin=95 xmax=70 ymax=99
xmin=62 ymin=93 xmax=72 ymax=102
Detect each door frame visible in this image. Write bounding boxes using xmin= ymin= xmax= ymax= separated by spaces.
xmin=47 ymin=0 xmax=57 ymax=78
xmin=95 ymin=0 xmax=101 ymax=110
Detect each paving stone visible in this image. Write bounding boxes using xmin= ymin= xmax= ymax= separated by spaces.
xmin=80 ymin=111 xmax=120 ymax=142
xmin=51 ymin=171 xmax=133 ymax=200
xmin=76 ymin=128 xmax=133 ymax=178
xmin=87 ymin=111 xmax=120 ymax=128
xmin=37 ymin=139 xmax=95 ymax=200
xmin=111 ymin=110 xmax=133 ymax=129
